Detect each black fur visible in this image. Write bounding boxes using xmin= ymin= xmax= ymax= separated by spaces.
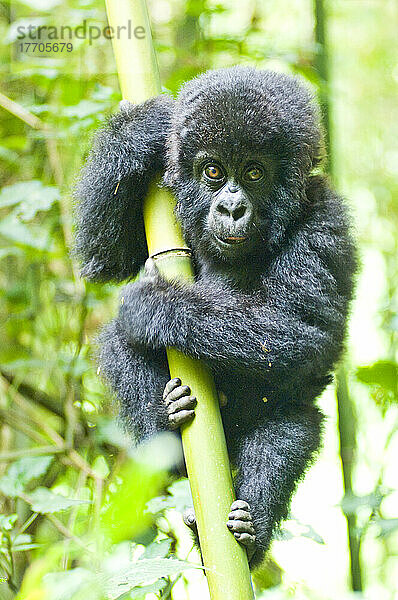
xmin=74 ymin=66 xmax=357 ymax=567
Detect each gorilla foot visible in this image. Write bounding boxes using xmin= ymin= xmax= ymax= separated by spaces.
xmin=227 ymin=500 xmax=256 ymax=560
xmin=183 ymin=500 xmax=257 ymax=561
xmin=163 ymin=378 xmax=197 ymax=430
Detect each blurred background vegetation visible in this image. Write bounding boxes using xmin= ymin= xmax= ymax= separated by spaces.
xmin=0 ymin=0 xmax=397 ymax=598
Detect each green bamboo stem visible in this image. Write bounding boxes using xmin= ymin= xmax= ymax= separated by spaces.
xmin=104 ymin=1 xmax=254 ymax=598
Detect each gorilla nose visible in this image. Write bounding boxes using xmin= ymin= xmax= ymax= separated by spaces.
xmin=216 ymin=199 xmax=249 ymax=223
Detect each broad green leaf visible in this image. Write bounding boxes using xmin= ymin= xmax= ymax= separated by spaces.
xmin=91 ymin=456 xmax=110 ymax=479
xmin=44 ymin=568 xmax=98 ymax=600
xmin=0 ymin=213 xmax=54 ymax=252
xmin=146 ymin=478 xmax=192 ymax=515
xmin=0 ymin=180 xmax=59 ymax=219
xmin=252 ymin=558 xmax=282 ymax=591
xmin=0 ymin=456 xmax=53 ymax=497
xmin=63 ymin=100 xmax=104 ymax=119
xmin=27 ymin=488 xmax=89 ymax=514
xmin=142 ymin=538 xmax=172 ymax=560
xmin=357 ymin=361 xmax=398 ymax=393
xmin=102 ymin=434 xmax=181 ymax=544
xmin=105 ymin=558 xmax=198 ymax=598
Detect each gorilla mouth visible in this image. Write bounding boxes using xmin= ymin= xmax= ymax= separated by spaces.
xmin=216 ymin=235 xmax=247 ymax=246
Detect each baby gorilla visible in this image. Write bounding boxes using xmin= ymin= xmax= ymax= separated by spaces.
xmin=75 ymin=66 xmax=357 ymax=567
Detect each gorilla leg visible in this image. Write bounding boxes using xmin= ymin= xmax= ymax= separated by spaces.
xmin=233 ymin=401 xmax=323 ymax=567
xmin=98 ymin=320 xmax=170 ymax=442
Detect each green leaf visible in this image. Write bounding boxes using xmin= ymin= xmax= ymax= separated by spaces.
xmin=27 ymin=488 xmax=89 ymax=514
xmin=44 ymin=568 xmax=98 ymax=600
xmin=0 ymin=514 xmax=17 ymax=531
xmin=357 ymin=361 xmax=398 ymax=393
xmin=0 ymin=180 xmax=59 ymax=219
xmin=0 ymin=358 xmax=49 ymax=371
xmin=127 ymin=579 xmax=167 ymax=599
xmin=376 ymin=518 xmax=398 ymax=537
xmin=0 ymin=213 xmax=54 ymax=252
xmin=0 ymin=147 xmax=19 ymax=163
xmin=101 ymin=434 xmax=182 ymax=545
xmin=142 ymin=538 xmax=172 ymax=560
xmin=146 ymin=479 xmax=192 ymax=515
xmin=105 ymin=558 xmax=198 ymax=598
xmin=0 ymin=456 xmax=53 ymax=497
xmin=63 ymin=100 xmax=104 ymax=119
xmin=280 ymin=518 xmax=325 ymax=544
xmin=91 ymin=456 xmax=110 ymax=479
xmin=12 ymin=534 xmax=39 ymax=553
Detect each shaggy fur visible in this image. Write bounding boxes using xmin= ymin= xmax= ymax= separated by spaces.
xmin=75 ymin=66 xmax=357 ymax=567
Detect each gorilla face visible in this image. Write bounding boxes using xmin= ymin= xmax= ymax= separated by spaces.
xmin=191 ymin=150 xmax=275 ymax=259
xmin=166 ymin=66 xmax=323 ymax=266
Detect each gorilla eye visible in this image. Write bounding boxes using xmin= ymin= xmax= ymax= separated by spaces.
xmin=245 ymin=165 xmax=264 ymax=181
xmin=204 ymin=164 xmax=224 ymax=181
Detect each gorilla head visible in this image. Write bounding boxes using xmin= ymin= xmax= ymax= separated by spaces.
xmin=165 ymin=67 xmax=323 ymax=264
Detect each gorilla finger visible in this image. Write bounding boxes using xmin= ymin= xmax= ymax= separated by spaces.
xmin=165 ymin=385 xmax=191 ymax=405
xmin=228 ymin=509 xmax=252 ymax=521
xmin=163 ymin=378 xmax=181 ymax=399
xmin=231 ymin=500 xmax=251 ymax=512
xmin=168 ymin=410 xmax=195 ymax=429
xmin=167 ymin=396 xmax=197 ymax=415
xmin=183 ymin=508 xmax=197 ymax=530
xmin=227 ymin=520 xmax=255 ymax=535
xmin=234 ymin=532 xmax=256 ymax=546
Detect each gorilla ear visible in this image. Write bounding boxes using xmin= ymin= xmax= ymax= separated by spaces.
xmin=74 ymin=95 xmax=174 ymax=283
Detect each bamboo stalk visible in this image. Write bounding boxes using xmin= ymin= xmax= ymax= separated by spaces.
xmin=104 ymin=1 xmax=254 ymax=598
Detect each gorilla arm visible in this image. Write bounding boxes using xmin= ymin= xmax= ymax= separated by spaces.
xmin=117 ymin=204 xmax=355 ymax=391
xmin=74 ymin=95 xmax=173 ymax=282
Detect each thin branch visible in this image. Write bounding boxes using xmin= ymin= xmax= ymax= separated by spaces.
xmin=0 ymin=90 xmax=43 ymax=129
xmin=336 ymin=368 xmax=363 ymax=592
xmin=47 ymin=514 xmax=92 ymax=552
xmin=0 ymin=446 xmax=66 ymax=462
xmin=0 ymin=406 xmax=49 ymax=445
xmin=0 ymin=370 xmax=64 ymax=418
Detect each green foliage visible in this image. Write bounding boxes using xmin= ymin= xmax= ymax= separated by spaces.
xmin=101 ymin=434 xmax=182 ymax=544
xmin=0 ymin=456 xmax=53 ymax=497
xmin=27 ymin=488 xmax=89 ymax=514
xmin=357 ymin=360 xmax=398 ymax=405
